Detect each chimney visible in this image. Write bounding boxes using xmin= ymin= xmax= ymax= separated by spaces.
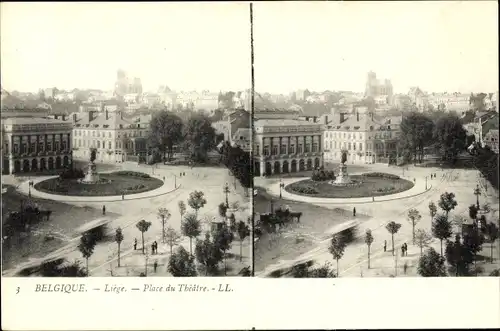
xmin=357 ymin=112 xmax=359 ymax=122
xmin=313 ymin=116 xmax=317 ymax=123
xmin=105 ymin=109 xmax=109 ymax=120
xmin=88 ymin=111 xmax=94 ymax=122
xmin=324 ymin=115 xmax=328 ymax=125
xmin=339 ymin=113 xmax=345 ymax=123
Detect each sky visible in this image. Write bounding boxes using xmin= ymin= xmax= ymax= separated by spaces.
xmin=253 ymin=1 xmax=498 ymax=95
xmin=1 ymin=2 xmax=251 ymax=93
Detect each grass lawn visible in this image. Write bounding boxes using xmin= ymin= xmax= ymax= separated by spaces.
xmin=1 ymin=184 xmax=120 ymax=270
xmin=34 ymin=171 xmax=164 ymax=196
xmin=286 ymin=174 xmax=414 ymax=198
xmin=253 ymin=188 xmax=370 ymax=273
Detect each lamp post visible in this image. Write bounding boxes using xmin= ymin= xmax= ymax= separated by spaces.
xmin=173 ymin=174 xmax=177 ymax=188
xmin=425 ymin=176 xmax=428 ymax=190
xmin=473 ymin=184 xmax=481 ymax=209
xmin=223 ymin=182 xmax=230 ymax=208
xmin=279 ymin=178 xmax=285 ymax=199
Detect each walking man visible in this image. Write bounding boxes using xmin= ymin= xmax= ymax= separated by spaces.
xmin=102 ymin=205 xmax=106 ymax=216
xmin=133 ymin=238 xmax=137 ymax=250
xmin=401 ymin=245 xmax=405 ymax=257
xmin=153 ymin=260 xmax=158 ymax=273
xmin=384 ymin=240 xmax=387 ymax=252
xmin=353 ymin=207 xmax=356 ymax=217
xmin=151 ymin=242 xmax=155 ymax=255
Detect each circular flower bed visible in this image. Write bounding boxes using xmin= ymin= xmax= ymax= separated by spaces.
xmin=286 ymin=172 xmax=414 ymax=198
xmin=34 ymin=171 xmax=163 ymax=197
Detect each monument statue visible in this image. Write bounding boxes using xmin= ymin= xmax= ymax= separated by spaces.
xmin=330 ymin=149 xmax=352 ymax=185
xmin=341 ymin=149 xmax=347 ymax=165
xmin=79 ymin=147 xmax=100 ymax=184
xmin=90 ymin=148 xmax=97 ymax=163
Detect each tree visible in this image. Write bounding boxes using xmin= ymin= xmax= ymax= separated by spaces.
xmin=438 ymin=192 xmax=458 ymax=218
xmin=482 ymin=222 xmax=499 ymax=263
xmin=164 ymin=227 xmax=181 ymax=255
xmin=431 ymin=214 xmax=453 ymax=256
xmin=328 ymin=234 xmax=346 ymax=277
xmin=183 ymin=114 xmax=216 ymax=163
xmin=157 ymin=208 xmax=171 ymax=243
xmin=407 ymin=208 xmax=422 ymax=244
xmin=468 ymin=204 xmax=479 ymax=224
xmin=195 ymin=232 xmax=223 ymax=275
xmin=213 ymin=223 xmax=234 ymax=275
xmin=181 ymin=213 xmax=201 ymax=255
xmin=445 ymin=234 xmax=474 ymax=276
xmin=309 ymin=262 xmax=337 ymax=278
xmin=168 ymin=246 xmax=197 ymax=277
xmin=417 ymin=247 xmax=447 ymax=277
xmin=399 ymin=112 xmax=435 ymax=163
xmin=433 ymin=114 xmax=467 ymax=163
xmin=228 ymin=213 xmax=237 ymax=232
xmin=236 ymin=220 xmax=250 ymax=261
xmin=178 ymin=201 xmax=186 ymax=221
xmin=147 ymin=111 xmax=183 ymax=162
xmin=364 ymin=229 xmax=374 ymax=269
xmin=218 ymin=202 xmax=228 ymax=222
xmin=187 ymin=191 xmax=207 ymax=217
xmin=414 ymin=229 xmax=433 ymax=256
xmin=136 ymin=219 xmax=152 ymax=255
xmin=115 ymin=227 xmax=124 ymax=267
xmin=463 ymin=229 xmax=485 ymax=274
xmin=78 ymin=232 xmax=96 ymax=276
xmin=428 ymin=201 xmax=437 ymax=222
xmin=385 ymin=221 xmax=402 ymax=256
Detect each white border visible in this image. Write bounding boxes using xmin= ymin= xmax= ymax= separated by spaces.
xmin=2 ymin=277 xmax=499 ymax=330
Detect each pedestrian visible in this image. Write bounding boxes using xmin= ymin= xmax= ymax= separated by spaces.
xmin=404 ymin=243 xmax=408 ymax=256
xmin=413 ymin=178 xmax=416 ymax=182
xmin=122 ymin=194 xmax=124 ymax=200
xmin=151 ymin=242 xmax=155 ymax=254
xmin=353 ymin=207 xmax=356 ymax=217
xmin=133 ymin=238 xmax=137 ymax=250
xmin=180 ymin=172 xmax=182 ymax=177
xmin=403 ymin=262 xmax=408 ymax=275
xmin=372 ymin=196 xmax=375 ymax=202
xmin=102 ymin=205 xmax=106 ymax=215
xmin=154 ymin=241 xmax=158 ymax=254
xmin=163 ymin=176 xmax=165 ymax=181
xmin=383 ymin=240 xmax=387 ymax=252
xmin=401 ymin=245 xmax=405 ymax=257
xmin=153 ymin=260 xmax=158 ymax=273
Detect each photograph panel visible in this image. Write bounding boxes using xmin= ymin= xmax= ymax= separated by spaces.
xmin=1 ymin=2 xmax=253 ymax=277
xmin=252 ymin=1 xmax=499 ymax=278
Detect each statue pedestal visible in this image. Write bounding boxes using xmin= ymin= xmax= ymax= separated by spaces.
xmin=80 ymin=162 xmax=100 ymax=184
xmin=330 ymin=163 xmax=352 ymax=185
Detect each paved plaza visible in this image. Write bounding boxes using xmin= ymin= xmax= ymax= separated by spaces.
xmin=3 ymin=161 xmax=252 ymax=277
xmin=255 ymin=164 xmax=500 ymax=277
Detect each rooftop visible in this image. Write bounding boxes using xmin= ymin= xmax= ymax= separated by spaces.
xmin=3 ymin=117 xmax=69 ymax=125
xmin=254 ymin=119 xmax=322 ymax=127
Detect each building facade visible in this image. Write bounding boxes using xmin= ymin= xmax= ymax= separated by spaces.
xmin=428 ymin=93 xmax=470 ymax=112
xmin=72 ymin=110 xmax=149 ymax=163
xmin=253 ymin=110 xmax=324 ymax=176
xmin=365 ymin=71 xmax=393 ymax=102
xmin=483 ymin=129 xmax=499 ymax=154
xmin=323 ymin=112 xmax=401 ymax=164
xmin=2 ymin=117 xmax=73 ymax=174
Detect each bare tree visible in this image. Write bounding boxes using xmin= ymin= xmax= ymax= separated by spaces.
xmin=157 ymin=208 xmax=171 ymax=243
xmin=365 ymin=229 xmax=374 ymax=269
xmin=407 ymin=208 xmax=422 ymax=244
xmin=414 ymin=229 xmax=433 ymax=256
